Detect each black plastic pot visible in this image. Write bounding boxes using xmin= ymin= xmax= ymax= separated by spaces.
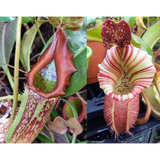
xmin=87 ymin=82 xmax=160 ymax=143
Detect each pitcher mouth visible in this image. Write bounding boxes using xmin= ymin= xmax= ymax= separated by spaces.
xmin=98 ymin=45 xmax=156 ymax=101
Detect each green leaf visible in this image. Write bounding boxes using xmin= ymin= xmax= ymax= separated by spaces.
xmin=87 ymin=22 xmax=103 ymax=42
xmin=64 ymin=17 xmax=87 ymax=54
xmin=0 ymin=20 xmax=17 ymax=70
xmin=20 ymin=17 xmax=45 ymax=72
xmin=132 ymin=33 xmax=154 ymax=63
xmin=131 ymin=35 xmax=142 ymax=48
xmin=0 ymin=20 xmax=17 ymax=89
xmin=22 ymin=17 xmax=34 ymax=23
xmin=142 ymin=22 xmax=160 ymax=49
xmin=61 ymin=18 xmax=87 ymax=96
xmin=62 ymin=46 xmax=87 ymax=97
xmin=50 ymin=108 xmax=59 ymax=119
xmin=0 ymin=17 xmax=15 ymax=22
xmin=121 ymin=17 xmax=136 ymax=28
xmin=36 ymin=133 xmax=54 ymax=143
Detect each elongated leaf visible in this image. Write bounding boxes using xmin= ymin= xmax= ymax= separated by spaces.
xmin=87 ymin=22 xmax=103 ymax=42
xmin=0 ymin=17 xmax=15 ymax=22
xmin=62 ymin=46 xmax=86 ymax=97
xmin=131 ymin=35 xmax=142 ymax=48
xmin=20 ymin=17 xmax=45 ymax=72
xmin=22 ymin=17 xmax=34 ymax=23
xmin=0 ymin=20 xmax=17 ymax=71
xmin=64 ymin=17 xmax=87 ymax=54
xmin=36 ymin=133 xmax=54 ymax=143
xmin=61 ymin=18 xmax=87 ymax=96
xmin=50 ymin=108 xmax=59 ymax=119
xmin=132 ymin=33 xmax=154 ymax=63
xmin=142 ymin=22 xmax=160 ymax=49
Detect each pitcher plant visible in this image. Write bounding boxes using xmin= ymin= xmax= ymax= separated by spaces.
xmin=97 ymin=19 xmax=156 ymax=139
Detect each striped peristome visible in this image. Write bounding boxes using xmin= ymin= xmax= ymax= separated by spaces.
xmin=98 ymin=45 xmax=156 ymax=101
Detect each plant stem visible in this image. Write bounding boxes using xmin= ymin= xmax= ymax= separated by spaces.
xmin=71 ymin=134 xmax=77 ymax=143
xmin=36 ymin=20 xmax=49 ymax=23
xmin=9 ymin=17 xmax=22 ymax=127
xmin=0 ymin=95 xmax=13 ymax=101
xmin=0 ymin=94 xmax=22 ymax=101
xmin=0 ymin=61 xmax=27 ymax=74
xmin=64 ymin=133 xmax=70 ymax=143
xmin=44 ymin=125 xmax=55 ymax=142
xmin=34 ymin=17 xmax=46 ymax=46
xmin=5 ymin=67 xmax=14 ymax=90
xmin=76 ymin=91 xmax=87 ymax=105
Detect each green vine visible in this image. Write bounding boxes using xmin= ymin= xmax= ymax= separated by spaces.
xmin=34 ymin=17 xmax=46 ymax=46
xmin=9 ymin=17 xmax=22 ymax=127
